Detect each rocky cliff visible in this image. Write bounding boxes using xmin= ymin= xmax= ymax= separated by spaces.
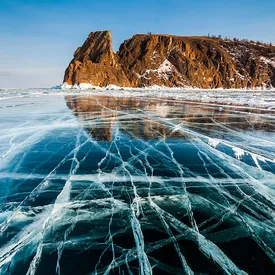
xmin=63 ymin=31 xmax=275 ymax=89
xmin=63 ymin=31 xmax=131 ymax=87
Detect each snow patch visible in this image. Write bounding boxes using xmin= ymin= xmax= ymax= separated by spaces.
xmin=260 ymin=56 xmax=275 ymax=68
xmin=135 ymin=70 xmax=152 ymax=80
xmin=105 ymin=84 xmax=122 ymax=90
xmin=135 ymin=59 xmax=174 ymax=81
xmin=61 ymin=82 xmax=102 ymax=90
xmin=236 ymin=72 xmax=245 ymax=80
xmin=61 ymin=82 xmax=72 ymax=89
xmin=143 ymin=85 xmax=164 ymax=90
xmin=157 ymin=59 xmax=174 ymax=80
xmin=208 ymin=138 xmax=220 ymax=148
xmin=250 ymin=153 xmax=267 ymax=170
xmin=232 ymin=147 xmax=245 ymax=160
xmin=78 ymin=83 xmax=101 ymax=89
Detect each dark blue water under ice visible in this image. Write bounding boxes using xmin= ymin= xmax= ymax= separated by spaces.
xmin=0 ymin=93 xmax=275 ymax=274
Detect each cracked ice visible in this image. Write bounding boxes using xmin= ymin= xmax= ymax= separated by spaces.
xmin=0 ymin=92 xmax=275 ymax=275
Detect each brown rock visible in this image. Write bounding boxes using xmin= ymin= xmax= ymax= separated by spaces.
xmin=63 ymin=31 xmax=131 ymax=87
xmin=63 ymin=31 xmax=275 ymax=88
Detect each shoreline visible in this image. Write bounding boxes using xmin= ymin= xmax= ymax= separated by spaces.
xmin=1 ymin=87 xmax=275 ymax=111
xmin=60 ymin=82 xmax=275 ymax=91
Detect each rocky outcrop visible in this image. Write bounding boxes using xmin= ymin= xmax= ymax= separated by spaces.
xmin=63 ymin=31 xmax=275 ymax=88
xmin=63 ymin=31 xmax=131 ymax=87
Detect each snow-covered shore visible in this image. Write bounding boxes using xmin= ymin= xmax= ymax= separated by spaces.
xmin=1 ymin=86 xmax=275 ymax=110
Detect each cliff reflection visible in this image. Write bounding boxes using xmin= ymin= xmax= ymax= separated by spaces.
xmin=65 ymin=95 xmax=275 ymax=142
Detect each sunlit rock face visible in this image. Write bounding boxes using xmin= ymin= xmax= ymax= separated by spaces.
xmin=63 ymin=31 xmax=131 ymax=87
xmin=0 ymin=93 xmax=275 ymax=274
xmin=64 ymin=31 xmax=275 ymax=88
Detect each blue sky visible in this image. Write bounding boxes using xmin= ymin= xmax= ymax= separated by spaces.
xmin=0 ymin=0 xmax=274 ymax=88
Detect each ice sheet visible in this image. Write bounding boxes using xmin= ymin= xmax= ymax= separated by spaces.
xmin=0 ymin=91 xmax=274 ymax=274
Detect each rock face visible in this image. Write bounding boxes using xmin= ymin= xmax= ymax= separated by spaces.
xmin=63 ymin=31 xmax=275 ymax=88
xmin=63 ymin=31 xmax=131 ymax=87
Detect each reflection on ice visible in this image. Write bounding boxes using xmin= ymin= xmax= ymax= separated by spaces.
xmin=0 ymin=93 xmax=275 ymax=274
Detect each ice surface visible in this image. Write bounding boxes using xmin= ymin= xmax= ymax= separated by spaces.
xmin=0 ymin=89 xmax=275 ymax=274
xmin=1 ymin=87 xmax=275 ymax=109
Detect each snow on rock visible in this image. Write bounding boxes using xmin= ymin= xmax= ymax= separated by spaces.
xmin=260 ymin=56 xmax=275 ymax=68
xmin=78 ymin=83 xmax=101 ymax=89
xmin=105 ymin=84 xmax=122 ymax=90
xmin=61 ymin=83 xmax=101 ymax=90
xmin=135 ymin=59 xmax=175 ymax=81
xmin=157 ymin=59 xmax=174 ymax=80
xmin=236 ymin=71 xmax=245 ymax=80
xmin=225 ymin=44 xmax=249 ymax=61
xmin=61 ymin=83 xmax=72 ymax=89
xmin=135 ymin=70 xmax=152 ymax=80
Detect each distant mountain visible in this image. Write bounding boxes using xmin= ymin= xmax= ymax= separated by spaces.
xmin=63 ymin=31 xmax=275 ymax=89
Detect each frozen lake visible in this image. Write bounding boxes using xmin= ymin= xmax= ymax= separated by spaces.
xmin=0 ymin=89 xmax=275 ymax=274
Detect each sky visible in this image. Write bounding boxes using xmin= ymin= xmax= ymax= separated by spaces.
xmin=0 ymin=0 xmax=274 ymax=88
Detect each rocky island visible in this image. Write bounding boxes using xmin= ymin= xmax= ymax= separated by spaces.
xmin=63 ymin=30 xmax=275 ymax=89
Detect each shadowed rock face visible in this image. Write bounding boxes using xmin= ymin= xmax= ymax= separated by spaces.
xmin=64 ymin=31 xmax=275 ymax=88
